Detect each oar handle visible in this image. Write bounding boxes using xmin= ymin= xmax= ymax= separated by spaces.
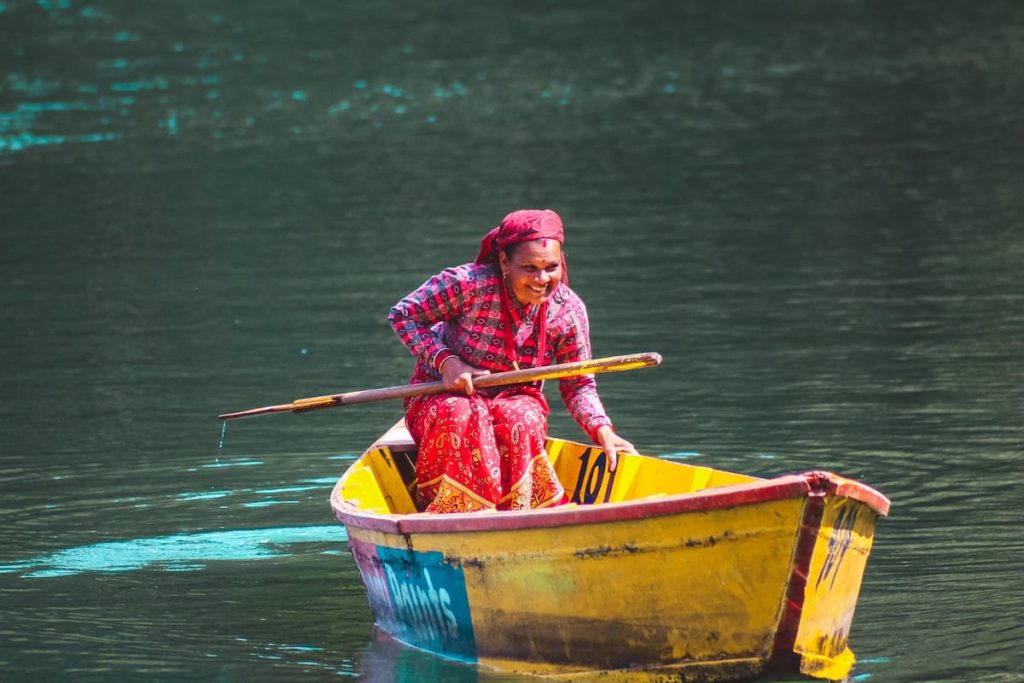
xmin=218 ymin=351 xmax=662 ymax=420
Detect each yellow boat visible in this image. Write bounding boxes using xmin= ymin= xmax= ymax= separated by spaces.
xmin=330 ymin=420 xmax=890 ymax=682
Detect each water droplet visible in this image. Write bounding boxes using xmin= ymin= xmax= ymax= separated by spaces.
xmin=217 ymin=421 xmax=228 ymax=464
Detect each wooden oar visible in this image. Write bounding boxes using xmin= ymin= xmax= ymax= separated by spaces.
xmin=218 ymin=351 xmax=662 ymax=420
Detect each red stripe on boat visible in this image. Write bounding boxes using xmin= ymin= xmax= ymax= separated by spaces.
xmin=334 ymin=471 xmax=889 ymax=535
xmin=767 ymin=473 xmax=828 ymax=671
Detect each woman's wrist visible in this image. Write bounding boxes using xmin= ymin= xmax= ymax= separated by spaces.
xmin=591 ymin=421 xmax=614 ymax=443
xmin=431 ymin=348 xmax=457 ymax=372
xmin=437 ymin=354 xmax=459 ymax=373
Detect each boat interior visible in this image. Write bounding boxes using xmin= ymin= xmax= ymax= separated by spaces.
xmin=339 ymin=423 xmax=760 ymax=516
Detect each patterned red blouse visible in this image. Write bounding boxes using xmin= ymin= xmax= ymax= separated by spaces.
xmin=388 ymin=262 xmax=612 ymax=441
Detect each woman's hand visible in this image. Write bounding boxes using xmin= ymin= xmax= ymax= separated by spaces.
xmin=595 ymin=425 xmax=637 ymax=472
xmin=439 ymin=357 xmax=491 ymax=396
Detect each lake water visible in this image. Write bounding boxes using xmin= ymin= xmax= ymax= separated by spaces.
xmin=2 ymin=1 xmax=1022 ymax=681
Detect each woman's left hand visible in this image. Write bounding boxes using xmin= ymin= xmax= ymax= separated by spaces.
xmin=595 ymin=425 xmax=637 ymax=472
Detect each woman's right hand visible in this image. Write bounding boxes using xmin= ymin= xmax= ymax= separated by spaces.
xmin=439 ymin=357 xmax=490 ymax=396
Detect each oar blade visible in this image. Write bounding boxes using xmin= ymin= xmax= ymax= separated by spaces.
xmin=218 ymin=403 xmax=293 ymax=420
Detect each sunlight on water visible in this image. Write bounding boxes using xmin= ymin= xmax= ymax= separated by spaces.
xmin=660 ymin=450 xmax=702 ymax=460
xmin=0 ymin=526 xmax=348 ymax=578
xmin=169 ymin=475 xmax=340 ymax=512
xmin=177 ymin=490 xmax=233 ymax=501
xmin=242 ymin=500 xmax=300 ymax=508
xmin=197 ymin=457 xmax=264 ymax=469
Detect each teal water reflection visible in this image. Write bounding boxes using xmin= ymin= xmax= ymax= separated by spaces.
xmin=0 ymin=526 xmax=348 ymax=578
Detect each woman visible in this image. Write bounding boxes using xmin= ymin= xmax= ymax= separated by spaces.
xmin=388 ymin=209 xmax=635 ymax=513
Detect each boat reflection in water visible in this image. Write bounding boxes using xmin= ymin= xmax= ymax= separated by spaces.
xmin=332 ymin=421 xmax=890 ymax=682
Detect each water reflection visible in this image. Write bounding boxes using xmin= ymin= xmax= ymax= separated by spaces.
xmin=358 ymin=629 xmax=528 ymax=683
xmin=0 ymin=525 xmax=347 ymax=578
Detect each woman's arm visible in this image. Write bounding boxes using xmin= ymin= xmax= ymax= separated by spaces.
xmin=555 ymin=300 xmax=636 ymax=470
xmin=388 ymin=266 xmax=473 ymax=372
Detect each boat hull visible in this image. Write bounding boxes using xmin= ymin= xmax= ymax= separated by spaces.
xmin=331 ymin=422 xmax=889 ymax=681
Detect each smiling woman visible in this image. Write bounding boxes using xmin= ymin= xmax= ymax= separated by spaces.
xmin=387 ymin=210 xmax=636 ymax=513
xmin=500 ymin=238 xmax=563 ymax=307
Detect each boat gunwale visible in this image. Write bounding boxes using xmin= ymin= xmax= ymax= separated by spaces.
xmin=331 ymin=451 xmax=891 ymax=535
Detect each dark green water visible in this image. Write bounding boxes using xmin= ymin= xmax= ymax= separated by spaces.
xmin=2 ymin=1 xmax=1022 ymax=681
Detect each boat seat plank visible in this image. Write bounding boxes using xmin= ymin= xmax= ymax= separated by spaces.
xmin=365 ymin=446 xmax=418 ymax=515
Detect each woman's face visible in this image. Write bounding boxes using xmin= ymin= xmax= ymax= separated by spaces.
xmin=499 ymin=239 xmax=563 ymax=306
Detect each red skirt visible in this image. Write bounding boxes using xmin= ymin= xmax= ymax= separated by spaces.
xmin=405 ymin=386 xmax=567 ymax=513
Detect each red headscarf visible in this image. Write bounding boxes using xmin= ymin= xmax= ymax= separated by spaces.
xmin=474 ymin=209 xmax=567 ymax=370
xmin=474 ymin=209 xmax=568 ymax=284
